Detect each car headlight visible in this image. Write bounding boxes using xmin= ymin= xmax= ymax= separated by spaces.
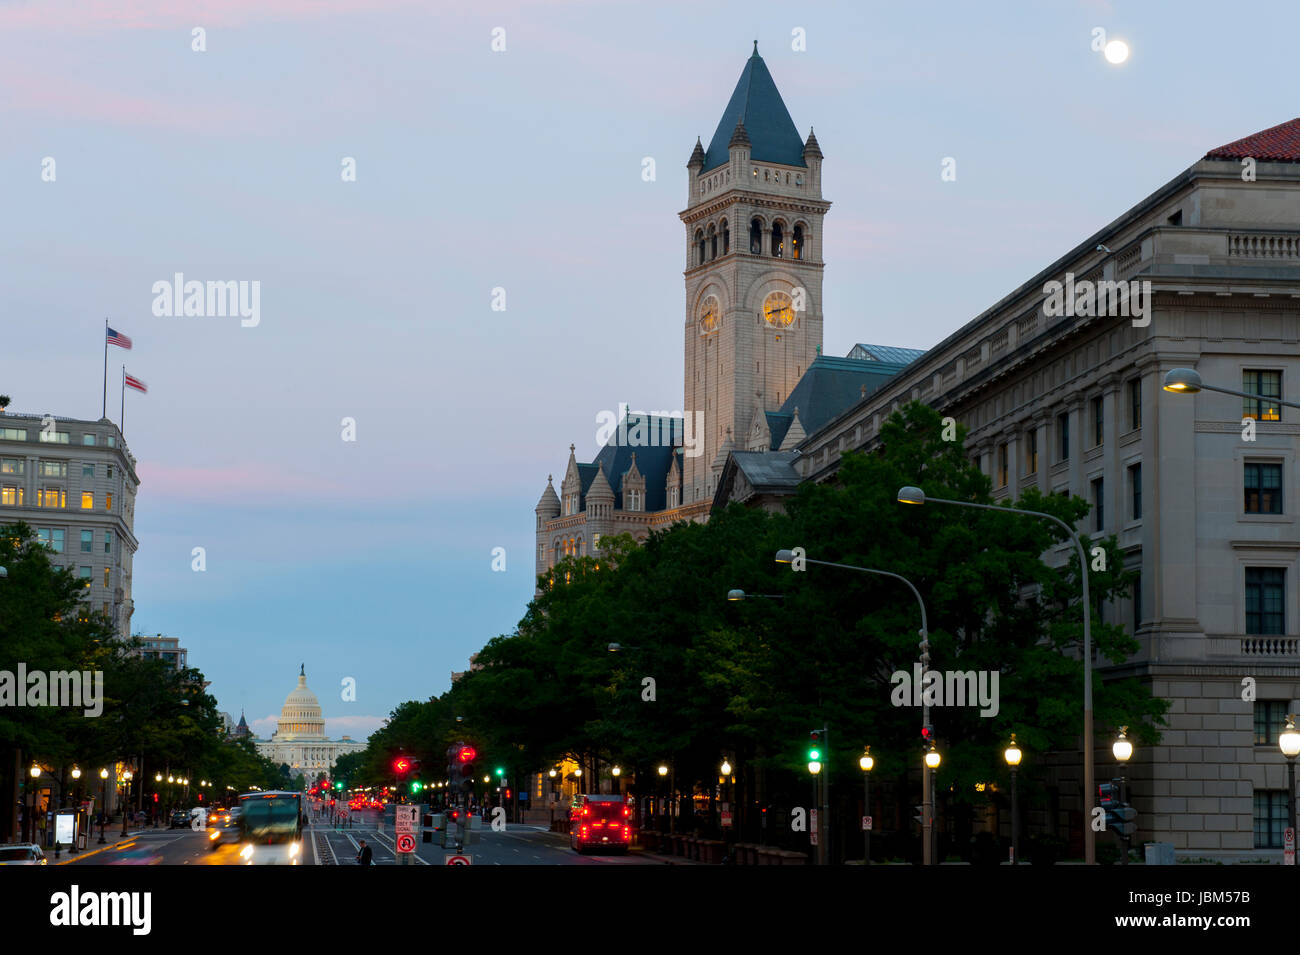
xmin=240 ymin=844 xmax=254 ymax=859
xmin=209 ymin=829 xmax=219 ymax=840
xmin=289 ymin=842 xmax=300 ymax=857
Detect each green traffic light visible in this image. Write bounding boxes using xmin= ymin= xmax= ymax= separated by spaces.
xmin=808 ymin=748 xmax=821 ymax=761
xmin=495 ymin=767 xmax=504 ymax=776
xmin=410 ymin=781 xmax=421 ymax=793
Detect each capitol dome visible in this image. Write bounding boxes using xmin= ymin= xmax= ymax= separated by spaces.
xmin=276 ymin=666 xmax=326 ymax=740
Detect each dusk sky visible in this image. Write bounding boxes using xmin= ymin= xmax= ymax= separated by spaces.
xmin=4 ymin=0 xmax=1297 ymax=740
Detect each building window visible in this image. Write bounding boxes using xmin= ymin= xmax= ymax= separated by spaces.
xmin=82 ymin=464 xmax=94 ymax=478
xmin=81 ymin=492 xmax=93 ymax=510
xmin=39 ymin=460 xmax=67 ymax=477
xmin=771 ymin=222 xmax=784 ymax=257
xmin=1254 ymin=791 xmax=1289 ymax=848
xmin=38 ymin=430 xmax=69 ymax=444
xmin=1026 ymin=430 xmax=1038 ymax=474
xmin=1245 ymin=568 xmax=1285 ymax=635
xmin=750 ymin=219 xmax=762 ymax=254
xmin=38 ymin=488 xmax=66 ymax=508
xmin=82 ymin=434 xmax=96 ymax=446
xmin=997 ymin=443 xmax=1008 ymax=487
xmin=792 ymin=225 xmax=803 ymax=260
xmin=1092 ymin=397 xmax=1104 ymax=447
xmin=721 ymin=221 xmax=730 ymax=254
xmin=0 ymin=428 xmax=28 ymax=441
xmin=81 ymin=530 xmax=93 ymax=553
xmin=106 ymin=436 xmax=115 ymax=448
xmin=79 ymin=567 xmax=92 ymax=587
xmin=1091 ymin=477 xmax=1104 ymax=531
xmin=1 ymin=486 xmax=21 ymax=506
xmin=1244 ymin=463 xmax=1283 ymax=514
xmin=1243 ymin=370 xmax=1282 ymax=421
xmin=1132 ymin=571 xmax=1141 ymax=631
xmin=107 ymin=466 xmax=113 ymax=478
xmin=1128 ymin=378 xmax=1141 ymax=430
xmin=1 ymin=458 xmax=22 ymax=475
xmin=708 ymin=224 xmax=717 ymax=260
xmin=105 ymin=530 xmax=112 ymax=554
xmin=104 ymin=567 xmax=110 ymax=588
xmin=1057 ymin=413 xmax=1069 ymax=462
xmin=106 ymin=492 xmax=113 ymax=511
xmin=38 ymin=528 xmax=65 ymax=553
xmin=1254 ymin=701 xmax=1289 ymax=746
xmin=695 ymin=230 xmax=705 ymax=267
xmin=1129 ymin=463 xmax=1142 ymax=521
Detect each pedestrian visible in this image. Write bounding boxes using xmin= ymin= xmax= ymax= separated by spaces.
xmin=356 ymin=839 xmax=373 ymax=865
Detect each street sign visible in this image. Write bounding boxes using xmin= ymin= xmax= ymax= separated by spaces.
xmin=721 ymin=811 xmax=733 ymax=828
xmin=445 ymin=854 xmax=472 ymax=865
xmin=1285 ymin=827 xmax=1295 ymax=866
xmin=396 ymin=833 xmax=416 ymax=853
xmin=810 ymin=809 xmax=819 ymax=846
xmin=395 ymin=805 xmax=417 ymax=835
xmin=862 ymin=815 xmax=872 ymax=832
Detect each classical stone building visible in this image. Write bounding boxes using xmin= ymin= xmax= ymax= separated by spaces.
xmin=0 ymin=412 xmax=138 ymax=636
xmin=714 ymin=118 xmax=1300 ymax=861
xmin=253 ymin=668 xmax=365 ymax=779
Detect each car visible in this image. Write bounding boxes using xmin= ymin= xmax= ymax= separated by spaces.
xmin=207 ymin=816 xmax=241 ymax=851
xmin=169 ymin=810 xmax=191 ymax=829
xmin=569 ymin=795 xmax=633 ymax=854
xmin=0 ymin=843 xmax=48 ymax=865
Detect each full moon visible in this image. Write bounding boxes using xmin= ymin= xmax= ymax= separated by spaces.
xmin=1104 ymin=39 xmax=1130 ymax=64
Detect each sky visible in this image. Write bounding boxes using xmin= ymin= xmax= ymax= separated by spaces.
xmin=3 ymin=0 xmax=1298 ymax=740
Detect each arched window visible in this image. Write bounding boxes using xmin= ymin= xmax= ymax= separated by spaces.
xmin=722 ymin=221 xmax=730 ymax=254
xmin=792 ymin=225 xmax=803 ymax=260
xmin=750 ymin=219 xmax=762 ymax=254
xmin=708 ymin=224 xmax=717 ymax=260
xmin=695 ymin=230 xmax=705 ymax=266
xmin=771 ymin=222 xmax=783 ymax=257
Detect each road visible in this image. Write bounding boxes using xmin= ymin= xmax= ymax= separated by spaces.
xmin=59 ymin=808 xmax=671 ymax=866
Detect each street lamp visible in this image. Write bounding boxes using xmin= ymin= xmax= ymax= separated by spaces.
xmin=859 ymin=747 xmax=874 ymax=866
xmin=97 ymin=768 xmax=109 ymax=843
xmin=726 ymin=589 xmax=784 ymax=601
xmin=1280 ymin=716 xmax=1300 ymax=861
xmin=1004 ymin=735 xmax=1022 ymax=866
xmin=607 ymin=642 xmax=642 ymax=652
xmin=1113 ymin=727 xmax=1133 ymax=865
xmin=897 ymin=484 xmax=1098 ymax=865
xmin=1162 ymin=368 xmax=1300 ymax=411
xmin=120 ymin=770 xmax=133 ymax=837
xmin=924 ymin=742 xmax=940 ymax=865
xmin=776 ymin=548 xmax=933 ymax=865
xmin=27 ymin=763 xmax=41 ymax=845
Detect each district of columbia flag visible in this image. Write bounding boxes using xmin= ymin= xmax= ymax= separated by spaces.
xmin=124 ymin=373 xmax=147 ymax=393
xmin=106 ymin=327 xmax=132 ymax=349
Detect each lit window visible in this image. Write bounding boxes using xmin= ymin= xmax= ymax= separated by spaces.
xmin=104 ymin=567 xmax=110 ymax=588
xmin=81 ymin=530 xmax=93 ymax=552
xmin=997 ymin=443 xmax=1008 ymax=487
xmin=81 ymin=492 xmax=93 ymax=509
xmin=38 ymin=488 xmax=66 ymax=508
xmin=1 ymin=458 xmax=23 ymax=475
xmin=106 ymin=493 xmax=112 ymax=510
xmin=1 ymin=486 xmax=21 ymax=506
xmin=1243 ymin=370 xmax=1282 ymax=421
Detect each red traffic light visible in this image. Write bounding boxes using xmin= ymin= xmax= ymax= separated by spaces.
xmin=393 ymin=757 xmax=412 ymax=774
xmin=458 ymin=746 xmax=477 ymax=763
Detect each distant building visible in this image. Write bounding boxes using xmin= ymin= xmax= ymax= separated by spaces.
xmin=134 ymin=634 xmax=188 ymax=670
xmin=252 ymin=667 xmax=365 ymax=777
xmin=0 ymin=412 xmax=139 ymax=637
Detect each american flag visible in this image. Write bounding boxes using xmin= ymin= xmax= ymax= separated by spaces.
xmin=124 ymin=373 xmax=147 ymax=393
xmin=107 ymin=326 xmax=132 ymax=349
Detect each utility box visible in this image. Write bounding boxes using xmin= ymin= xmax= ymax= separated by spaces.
xmin=1144 ymin=842 xmax=1175 ymax=865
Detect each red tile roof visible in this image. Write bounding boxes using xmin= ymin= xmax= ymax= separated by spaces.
xmin=1205 ymin=118 xmax=1300 ymax=162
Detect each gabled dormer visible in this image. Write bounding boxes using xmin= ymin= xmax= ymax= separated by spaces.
xmin=621 ymin=453 xmax=646 ymax=512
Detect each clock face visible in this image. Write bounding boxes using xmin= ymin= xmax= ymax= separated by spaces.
xmin=699 ymin=297 xmax=720 ymax=334
xmin=763 ymin=291 xmax=794 ymax=327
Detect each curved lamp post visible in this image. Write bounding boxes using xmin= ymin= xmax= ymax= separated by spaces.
xmin=924 ymin=742 xmax=941 ymax=865
xmin=1004 ymin=736 xmax=1022 ymax=865
xmin=1280 ymin=716 xmax=1300 ymax=860
xmin=97 ymin=768 xmax=109 ymax=843
xmin=897 ymin=485 xmax=1097 ymax=865
xmin=1163 ymin=368 xmax=1300 ymax=411
xmin=1113 ymin=727 xmax=1133 ymax=865
xmin=776 ymin=547 xmax=933 ymax=866
xmin=860 ymin=747 xmax=874 ymax=866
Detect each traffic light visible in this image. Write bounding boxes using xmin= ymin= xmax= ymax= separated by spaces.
xmin=1111 ymin=806 xmax=1137 ymax=838
xmin=1098 ymin=781 xmax=1118 ymax=810
xmin=393 ymin=756 xmax=412 ymax=776
xmin=921 ymin=725 xmax=933 ymax=744
xmin=913 ymin=804 xmax=925 ymax=827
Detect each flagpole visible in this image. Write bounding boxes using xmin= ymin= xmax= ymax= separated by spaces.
xmin=102 ymin=319 xmax=109 ymax=420
xmin=120 ymin=367 xmax=126 ymax=436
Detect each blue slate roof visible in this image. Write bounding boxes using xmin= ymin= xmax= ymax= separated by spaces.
xmin=588 ymin=413 xmax=682 ymax=513
xmin=765 ymin=411 xmax=794 ymax=449
xmin=777 ymin=356 xmax=909 ymax=440
xmin=848 ymin=343 xmax=927 ymax=366
xmin=702 ymin=47 xmax=806 ymax=173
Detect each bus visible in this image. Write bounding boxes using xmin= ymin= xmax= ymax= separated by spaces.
xmin=237 ymin=790 xmax=304 ymax=865
xmin=569 ymin=794 xmax=633 ymax=854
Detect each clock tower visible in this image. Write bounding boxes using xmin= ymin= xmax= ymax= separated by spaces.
xmin=681 ymin=43 xmax=830 ymax=505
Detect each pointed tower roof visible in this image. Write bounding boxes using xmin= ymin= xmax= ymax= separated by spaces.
xmin=728 ymin=118 xmax=751 ymax=149
xmin=803 ymin=126 xmax=822 ymax=160
xmin=687 ymin=136 xmax=706 ymax=167
xmin=702 ymin=45 xmax=806 ymax=173
xmin=587 ymin=462 xmax=614 ymax=500
xmin=536 ymin=474 xmax=560 ymax=514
